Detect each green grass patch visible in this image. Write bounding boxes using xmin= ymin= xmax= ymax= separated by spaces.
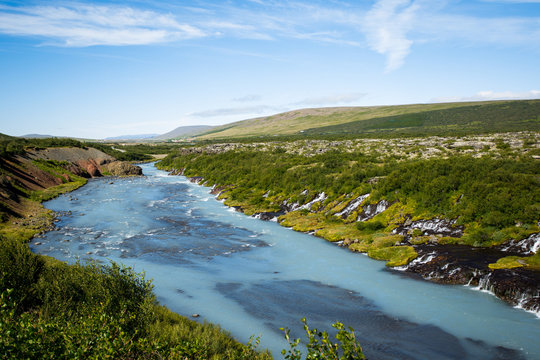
xmin=30 ymin=178 xmax=87 ymax=203
xmin=278 ymin=211 xmax=327 ymax=232
xmin=368 ymin=245 xmax=418 ymax=267
xmin=314 ymin=223 xmax=363 ymax=242
xmin=489 ymin=253 xmax=540 ymax=271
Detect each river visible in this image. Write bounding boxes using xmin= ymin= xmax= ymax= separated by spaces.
xmin=30 ymin=163 xmax=540 ymax=359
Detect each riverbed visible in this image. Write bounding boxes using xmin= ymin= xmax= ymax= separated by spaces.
xmin=31 ymin=163 xmax=540 ymax=359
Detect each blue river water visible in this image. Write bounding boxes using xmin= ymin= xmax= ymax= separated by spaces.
xmin=31 ymin=163 xmax=540 ymax=359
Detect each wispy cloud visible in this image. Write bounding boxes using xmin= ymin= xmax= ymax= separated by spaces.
xmin=232 ymin=94 xmax=263 ymax=102
xmin=363 ymin=0 xmax=419 ymax=72
xmin=190 ymin=92 xmax=367 ymax=120
xmin=1 ymin=1 xmax=539 ymax=70
xmin=189 ymin=105 xmax=282 ymax=118
xmin=432 ymin=90 xmax=540 ymax=102
xmin=0 ymin=4 xmax=205 ymax=46
xmin=291 ymin=93 xmax=367 ymax=106
xmin=480 ymin=0 xmax=540 ymax=3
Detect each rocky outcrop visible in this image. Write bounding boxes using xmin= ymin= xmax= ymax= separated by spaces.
xmin=393 ymin=218 xmax=464 ymax=239
xmin=335 ymin=194 xmax=369 ymax=219
xmin=357 ymin=200 xmax=391 ymax=221
xmin=0 ymin=147 xmax=142 ymax=219
xmin=500 ymin=232 xmax=540 ymax=255
xmin=102 ymin=161 xmax=143 ymax=176
xmin=397 ymin=244 xmax=540 ymax=313
xmin=26 ymin=147 xmax=142 ymax=178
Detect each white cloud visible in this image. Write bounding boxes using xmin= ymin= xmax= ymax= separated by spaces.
xmin=432 ymin=90 xmax=540 ymax=102
xmin=0 ymin=4 xmax=205 ymax=46
xmin=363 ymin=0 xmax=419 ymax=72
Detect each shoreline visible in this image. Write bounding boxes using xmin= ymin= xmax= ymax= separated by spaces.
xmin=174 ymin=170 xmax=540 ymax=317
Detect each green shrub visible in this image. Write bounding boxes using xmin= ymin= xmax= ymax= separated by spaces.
xmin=356 ymin=220 xmax=385 ymax=232
xmin=0 ymin=237 xmax=44 ymax=312
xmin=280 ymin=318 xmax=365 ymax=360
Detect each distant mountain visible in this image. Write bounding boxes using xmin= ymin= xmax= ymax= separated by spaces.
xmin=105 ymin=134 xmax=159 ymax=140
xmin=21 ymin=134 xmax=57 ymax=138
xmin=153 ymin=125 xmax=214 ymax=140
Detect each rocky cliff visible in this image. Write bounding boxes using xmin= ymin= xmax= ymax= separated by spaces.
xmin=0 ymin=147 xmax=142 ymax=221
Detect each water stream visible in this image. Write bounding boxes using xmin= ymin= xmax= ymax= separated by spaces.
xmin=31 ymin=163 xmax=540 ymax=359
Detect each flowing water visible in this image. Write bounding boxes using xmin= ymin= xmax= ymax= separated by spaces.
xmin=31 ymin=163 xmax=540 ymax=360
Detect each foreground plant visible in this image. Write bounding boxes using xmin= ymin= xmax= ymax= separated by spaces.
xmin=280 ymin=318 xmax=365 ymax=360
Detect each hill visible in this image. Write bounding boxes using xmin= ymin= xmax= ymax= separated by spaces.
xmin=153 ymin=125 xmax=214 ymax=140
xmin=104 ymin=134 xmax=159 ymax=140
xmin=196 ymin=100 xmax=540 ymax=139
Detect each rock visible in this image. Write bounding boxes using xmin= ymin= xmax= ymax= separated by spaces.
xmin=394 ymin=218 xmax=463 ymax=239
xmin=252 ymin=211 xmax=284 ymax=221
xmin=34 ymin=242 xmax=42 ymax=245
xmin=102 ymin=161 xmax=143 ymax=176
xmin=398 ymin=244 xmax=540 ymax=313
xmin=188 ymin=176 xmax=204 ymax=184
xmin=191 ymin=313 xmax=200 ymax=318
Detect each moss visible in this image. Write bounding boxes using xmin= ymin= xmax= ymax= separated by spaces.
xmin=278 ymin=211 xmax=327 ymax=232
xmin=370 ymin=202 xmax=414 ymax=230
xmin=489 ymin=254 xmax=540 ymax=271
xmin=348 ymin=240 xmax=371 ymax=253
xmin=368 ymin=246 xmax=418 ymax=267
xmin=314 ymin=223 xmax=363 ymax=242
xmin=488 ymin=256 xmax=525 ymax=270
xmin=370 ymin=234 xmax=403 ymax=249
xmin=409 ymin=236 xmax=430 ymax=245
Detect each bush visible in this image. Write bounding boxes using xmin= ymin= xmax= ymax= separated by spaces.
xmin=356 ymin=220 xmax=385 ymax=232
xmin=280 ymin=318 xmax=365 ymax=360
xmin=0 ymin=237 xmax=44 ymax=312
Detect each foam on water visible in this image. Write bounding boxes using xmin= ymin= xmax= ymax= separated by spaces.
xmin=31 ymin=163 xmax=540 ymax=360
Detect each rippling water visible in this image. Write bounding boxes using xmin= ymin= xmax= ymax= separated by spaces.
xmin=31 ymin=163 xmax=540 ymax=359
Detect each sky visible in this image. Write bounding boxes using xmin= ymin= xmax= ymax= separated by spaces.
xmin=1 ymin=0 xmax=540 ymax=139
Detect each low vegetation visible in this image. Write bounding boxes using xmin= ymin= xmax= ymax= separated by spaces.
xmin=0 ymin=237 xmax=271 ymax=359
xmin=158 ymin=132 xmax=539 ymax=267
xmin=196 ymin=99 xmax=540 ymax=140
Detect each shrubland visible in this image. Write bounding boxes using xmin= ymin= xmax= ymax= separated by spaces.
xmin=158 ymin=132 xmax=540 ymax=268
xmin=0 ymin=237 xmax=272 ymax=359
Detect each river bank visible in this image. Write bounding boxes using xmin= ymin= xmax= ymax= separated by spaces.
xmin=31 ymin=162 xmax=540 ymax=359
xmin=0 ymin=149 xmax=272 ymax=359
xmin=170 ymin=168 xmax=540 ymax=316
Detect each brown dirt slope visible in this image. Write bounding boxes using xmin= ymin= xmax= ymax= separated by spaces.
xmin=0 ymin=147 xmax=142 ymax=220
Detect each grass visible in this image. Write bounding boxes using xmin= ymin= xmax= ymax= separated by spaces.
xmin=195 ymin=100 xmax=540 ymax=139
xmin=0 ymin=199 xmax=55 ymax=242
xmin=314 ymin=223 xmax=364 ymax=242
xmin=30 ymin=178 xmax=87 ymax=202
xmin=278 ymin=211 xmax=327 ymax=232
xmin=367 ymin=246 xmax=418 ymax=267
xmin=489 ymin=254 xmax=540 ymax=271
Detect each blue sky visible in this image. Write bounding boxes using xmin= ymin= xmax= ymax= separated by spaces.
xmin=1 ymin=0 xmax=539 ymax=138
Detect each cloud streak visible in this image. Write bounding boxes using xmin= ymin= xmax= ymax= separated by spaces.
xmin=0 ymin=4 xmax=205 ymax=46
xmin=189 ymin=105 xmax=282 ymax=118
xmin=0 ymin=1 xmax=539 ymax=69
xmin=363 ymin=0 xmax=419 ymax=72
xmin=291 ymin=93 xmax=367 ymax=106
xmin=190 ymin=92 xmax=367 ymax=120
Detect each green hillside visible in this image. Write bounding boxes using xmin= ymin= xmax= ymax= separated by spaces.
xmin=197 ymin=100 xmax=540 ymax=139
